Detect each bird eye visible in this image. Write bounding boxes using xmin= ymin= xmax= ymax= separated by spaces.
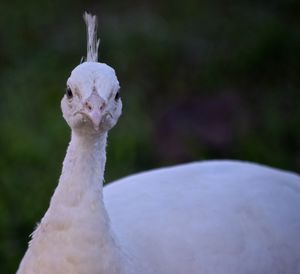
xmin=66 ymin=86 xmax=73 ymax=99
xmin=114 ymin=91 xmax=120 ymax=101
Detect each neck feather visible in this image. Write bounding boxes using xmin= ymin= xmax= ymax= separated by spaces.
xmin=52 ymin=131 xmax=107 ymax=206
xmin=17 ymin=131 xmax=125 ymax=274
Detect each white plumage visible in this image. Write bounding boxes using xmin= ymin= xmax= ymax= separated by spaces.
xmin=17 ymin=13 xmax=300 ymax=274
xmin=105 ymin=161 xmax=300 ymax=273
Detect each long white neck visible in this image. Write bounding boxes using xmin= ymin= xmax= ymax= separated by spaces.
xmin=17 ymin=131 xmax=124 ymax=274
xmin=58 ymin=131 xmax=107 ymax=205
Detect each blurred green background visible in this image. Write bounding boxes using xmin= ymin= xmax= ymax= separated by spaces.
xmin=0 ymin=0 xmax=299 ymax=272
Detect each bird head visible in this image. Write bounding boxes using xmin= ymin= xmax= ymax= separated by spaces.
xmin=61 ymin=62 xmax=121 ymax=135
xmin=61 ymin=13 xmax=122 ymax=136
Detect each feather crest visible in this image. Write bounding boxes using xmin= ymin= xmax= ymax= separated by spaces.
xmin=83 ymin=12 xmax=100 ymax=62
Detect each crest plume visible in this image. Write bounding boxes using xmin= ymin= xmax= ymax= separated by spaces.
xmin=83 ymin=12 xmax=100 ymax=62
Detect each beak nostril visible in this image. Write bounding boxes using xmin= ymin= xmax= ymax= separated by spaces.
xmin=85 ymin=101 xmax=93 ymax=111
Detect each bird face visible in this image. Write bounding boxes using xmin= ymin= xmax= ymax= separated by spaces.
xmin=61 ymin=62 xmax=122 ymax=135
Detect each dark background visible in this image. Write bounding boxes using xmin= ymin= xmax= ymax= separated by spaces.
xmin=0 ymin=0 xmax=299 ymax=272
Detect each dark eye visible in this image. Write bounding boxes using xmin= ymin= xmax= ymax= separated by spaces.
xmin=66 ymin=86 xmax=73 ymax=99
xmin=114 ymin=91 xmax=120 ymax=101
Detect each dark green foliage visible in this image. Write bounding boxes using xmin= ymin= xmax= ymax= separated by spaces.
xmin=0 ymin=0 xmax=299 ymax=272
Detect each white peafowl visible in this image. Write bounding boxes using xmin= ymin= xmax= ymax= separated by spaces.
xmin=17 ymin=12 xmax=300 ymax=274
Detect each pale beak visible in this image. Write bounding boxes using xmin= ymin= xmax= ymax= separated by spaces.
xmin=82 ymin=92 xmax=106 ymax=131
xmin=87 ymin=109 xmax=102 ymax=131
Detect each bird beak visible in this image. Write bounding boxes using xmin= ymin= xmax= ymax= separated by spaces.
xmin=87 ymin=110 xmax=102 ymax=131
xmin=82 ymin=92 xmax=106 ymax=131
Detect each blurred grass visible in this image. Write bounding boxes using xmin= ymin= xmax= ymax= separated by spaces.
xmin=0 ymin=0 xmax=299 ymax=272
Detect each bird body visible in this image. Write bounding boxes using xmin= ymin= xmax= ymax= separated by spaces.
xmin=16 ymin=13 xmax=300 ymax=274
xmin=105 ymin=160 xmax=300 ymax=274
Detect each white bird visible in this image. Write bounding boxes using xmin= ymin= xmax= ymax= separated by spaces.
xmin=17 ymin=13 xmax=300 ymax=274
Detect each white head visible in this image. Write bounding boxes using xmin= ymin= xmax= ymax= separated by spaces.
xmin=61 ymin=13 xmax=122 ymax=136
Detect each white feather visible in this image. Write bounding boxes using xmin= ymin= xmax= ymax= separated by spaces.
xmin=105 ymin=160 xmax=300 ymax=273
xmin=16 ymin=12 xmax=300 ymax=274
xmin=83 ymin=12 xmax=100 ymax=62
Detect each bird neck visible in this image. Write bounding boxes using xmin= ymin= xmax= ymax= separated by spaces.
xmin=60 ymin=131 xmax=108 ymax=193
xmin=17 ymin=131 xmax=125 ymax=274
